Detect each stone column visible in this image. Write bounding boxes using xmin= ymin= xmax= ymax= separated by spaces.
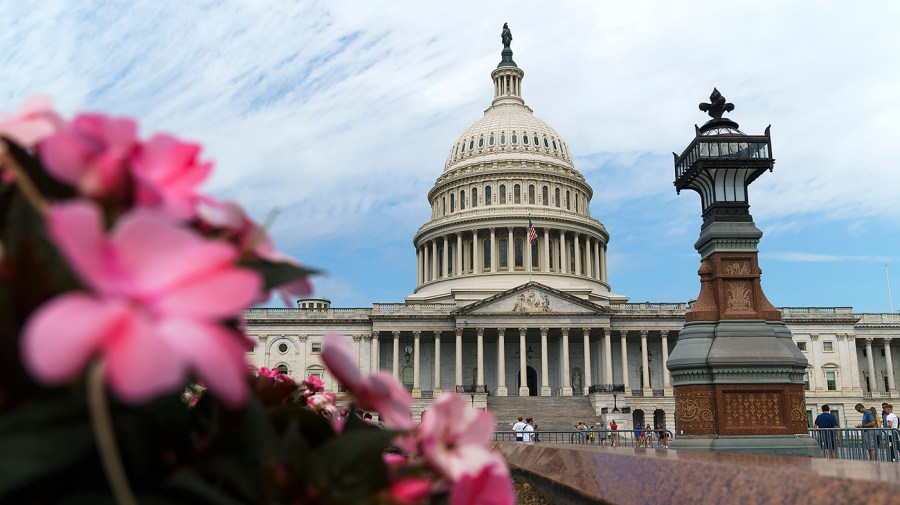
xmin=456 ymin=233 xmax=463 ymax=276
xmin=412 ymin=331 xmax=422 ymax=398
xmin=808 ymin=333 xmax=820 ymax=390
xmin=866 ymin=338 xmax=878 ymax=393
xmin=455 ymin=328 xmax=463 ymax=387
xmin=416 ymin=247 xmax=422 ymax=285
xmin=476 ymin=327 xmax=485 ymax=386
xmin=433 ymin=330 xmax=442 ymax=394
xmin=363 ymin=334 xmax=372 ymax=374
xmin=661 ymin=330 xmax=672 ymax=392
xmin=640 ymin=330 xmax=650 ymax=393
xmin=507 ymin=227 xmax=514 ymax=269
xmin=353 ymin=334 xmax=362 ymax=370
xmin=542 ymin=228 xmax=550 ymax=272
xmin=540 ymin=327 xmax=551 ymax=396
xmin=574 ymin=234 xmax=582 ymax=275
xmin=620 ymin=330 xmax=630 ymax=393
xmin=431 ymin=240 xmax=438 ymax=281
xmin=594 ymin=240 xmax=601 ymax=280
xmin=604 ymin=328 xmax=613 ymax=384
xmin=582 ymin=327 xmax=592 ymax=395
xmin=298 ymin=335 xmax=308 ymax=380
xmin=371 ymin=331 xmax=380 ymax=371
xmin=561 ymin=327 xmax=572 ymax=396
xmin=885 ymin=338 xmax=897 ymax=394
xmin=601 ymin=245 xmax=608 ymax=283
xmin=392 ymin=330 xmax=401 ymax=380
xmin=559 ymin=231 xmax=567 ymax=274
xmin=519 ymin=327 xmax=529 ymax=396
xmin=442 ymin=236 xmax=449 ymax=278
xmin=490 ymin=228 xmax=497 ymax=272
xmin=497 ymin=328 xmax=507 ymax=396
xmin=472 ymin=230 xmax=480 ymax=274
xmin=847 ymin=333 xmax=863 ymax=393
xmin=526 ymin=235 xmax=533 ymax=273
xmin=584 ymin=238 xmax=592 ymax=278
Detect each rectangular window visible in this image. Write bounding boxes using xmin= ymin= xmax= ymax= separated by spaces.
xmin=499 ymin=239 xmax=508 ymax=269
xmin=528 ymin=185 xmax=535 ymax=204
xmin=514 ymin=238 xmax=524 ymax=268
xmin=514 ymin=184 xmax=521 ymax=204
xmin=797 ymin=341 xmax=807 ymax=351
xmin=500 ymin=185 xmax=506 ymax=204
xmin=823 ymin=341 xmax=834 ymax=352
xmin=806 ymin=409 xmax=814 ymax=428
xmin=826 ymin=371 xmax=836 ymax=391
xmin=802 ymin=372 xmax=810 ymax=391
xmin=311 ymin=342 xmax=322 ymax=354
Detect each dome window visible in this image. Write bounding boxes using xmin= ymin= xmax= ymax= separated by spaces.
xmin=543 ymin=137 xmax=549 ymax=148
xmin=478 ymin=137 xmax=484 ymax=148
xmin=460 ymin=190 xmax=466 ymax=210
xmin=485 ymin=186 xmax=492 ymax=205
xmin=442 ymin=196 xmax=447 ymax=215
xmin=552 ymin=140 xmax=558 ymax=150
xmin=469 ymin=139 xmax=474 ymax=150
xmin=499 ymin=184 xmax=506 ymax=204
xmin=555 ymin=188 xmax=561 ymax=208
xmin=523 ymin=135 xmax=529 ymax=145
xmin=500 ymin=133 xmax=506 ymax=145
xmin=566 ymin=190 xmax=571 ymax=210
xmin=472 ymin=187 xmax=478 ymax=207
xmin=489 ymin=134 xmax=495 ymax=146
xmin=542 ymin=186 xmax=549 ymax=206
xmin=499 ymin=238 xmax=508 ymax=269
xmin=531 ymin=240 xmax=539 ymax=268
xmin=511 ymin=133 xmax=518 ymax=144
xmin=450 ymin=194 xmax=455 ymax=212
xmin=514 ymin=184 xmax=521 ymax=204
xmin=534 ymin=135 xmax=540 ymax=146
xmin=461 ymin=142 xmax=466 ymax=153
xmin=528 ymin=184 xmax=535 ymax=204
xmin=483 ymin=239 xmax=491 ymax=270
xmin=514 ymin=238 xmax=524 ymax=268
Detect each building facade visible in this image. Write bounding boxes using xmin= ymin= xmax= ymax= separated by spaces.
xmin=244 ymin=36 xmax=900 ymax=430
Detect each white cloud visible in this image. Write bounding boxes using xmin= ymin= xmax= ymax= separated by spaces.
xmin=768 ymin=252 xmax=895 ymax=263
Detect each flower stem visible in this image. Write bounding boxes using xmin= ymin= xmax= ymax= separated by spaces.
xmin=87 ymin=360 xmax=138 ymax=505
xmin=0 ymin=142 xmax=47 ymax=214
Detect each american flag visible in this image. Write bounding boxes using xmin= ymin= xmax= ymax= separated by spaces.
xmin=527 ymin=217 xmax=538 ymax=242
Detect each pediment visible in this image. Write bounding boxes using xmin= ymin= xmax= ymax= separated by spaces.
xmin=455 ymin=282 xmax=605 ymax=315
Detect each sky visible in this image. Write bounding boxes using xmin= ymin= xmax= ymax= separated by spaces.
xmin=3 ymin=1 xmax=899 ymax=312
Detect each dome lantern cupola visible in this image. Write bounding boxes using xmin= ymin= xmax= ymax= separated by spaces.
xmin=492 ymin=23 xmax=524 ymax=107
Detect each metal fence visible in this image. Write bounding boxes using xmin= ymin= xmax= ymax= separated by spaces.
xmin=808 ymin=428 xmax=900 ymax=462
xmin=495 ymin=429 xmax=674 ymax=448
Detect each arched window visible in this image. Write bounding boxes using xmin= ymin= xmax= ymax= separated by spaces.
xmin=523 ymin=134 xmax=529 ymax=145
xmin=515 ymin=238 xmax=524 ymax=268
xmin=575 ymin=193 xmax=579 ymax=212
xmin=275 ymin=363 xmax=290 ymax=375
xmin=552 ymin=139 xmax=558 ymax=150
xmin=566 ymin=190 xmax=571 ymax=210
xmin=460 ymin=190 xmax=466 ymax=210
xmin=461 ymin=142 xmax=466 ymax=153
xmin=822 ymin=364 xmax=840 ymax=391
xmin=543 ymin=137 xmax=549 ymax=148
xmin=442 ymin=196 xmax=446 ymax=215
xmin=500 ymin=133 xmax=506 ymax=145
xmin=448 ymin=244 xmax=454 ymax=275
xmin=514 ymin=184 xmax=521 ymax=204
xmin=554 ymin=188 xmax=560 ymax=208
xmin=438 ymin=245 xmax=443 ymax=273
xmin=483 ymin=239 xmax=491 ymax=269
xmin=511 ymin=132 xmax=518 ymax=144
xmin=469 ymin=139 xmax=474 ymax=150
xmin=534 ymin=135 xmax=539 ymax=145
xmin=489 ymin=134 xmax=494 ymax=146
xmin=528 ymin=185 xmax=535 ymax=204
xmin=531 ymin=240 xmax=539 ymax=268
xmin=485 ymin=186 xmax=492 ymax=205
xmin=472 ymin=187 xmax=478 ymax=208
xmin=499 ymin=238 xmax=508 ymax=269
xmin=499 ymin=184 xmax=506 ymax=204
xmin=450 ymin=193 xmax=455 ymax=212
xmin=542 ymin=186 xmax=548 ymax=206
xmin=478 ymin=137 xmax=484 ymax=148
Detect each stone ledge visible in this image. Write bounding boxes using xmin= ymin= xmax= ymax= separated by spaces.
xmin=498 ymin=442 xmax=900 ymax=505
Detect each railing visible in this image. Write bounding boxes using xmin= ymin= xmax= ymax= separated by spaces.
xmin=652 ymin=389 xmax=665 ymax=397
xmin=417 ymin=207 xmax=607 ymax=235
xmin=615 ymin=303 xmax=687 ymax=313
xmin=858 ymin=313 xmax=900 ymax=324
xmin=863 ymin=392 xmax=894 ymax=399
xmin=808 ymin=428 xmax=900 ymax=462
xmin=495 ymin=429 xmax=674 ymax=448
xmin=244 ymin=307 xmax=371 ymax=319
xmin=456 ymin=385 xmax=487 ymax=394
xmin=631 ymin=389 xmax=644 ymax=397
xmin=589 ymin=384 xmax=625 ymax=393
xmin=779 ymin=307 xmax=855 ymax=318
xmin=419 ymin=390 xmax=434 ymax=399
xmin=372 ymin=303 xmax=456 ymax=314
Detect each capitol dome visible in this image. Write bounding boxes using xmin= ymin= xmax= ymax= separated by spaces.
xmin=407 ymin=32 xmax=625 ymax=306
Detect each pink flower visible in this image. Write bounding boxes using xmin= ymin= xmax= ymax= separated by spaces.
xmin=302 ymin=374 xmax=325 ymax=392
xmin=419 ymin=394 xmax=498 ymax=482
xmin=259 ymin=367 xmax=278 ymax=379
xmin=131 ymin=133 xmax=212 ymax=219
xmin=321 ymin=333 xmax=413 ymax=430
xmin=449 ymin=462 xmax=515 ymax=505
xmin=390 ymin=478 xmax=433 ymax=505
xmin=21 ymin=201 xmax=261 ymax=405
xmin=39 ymin=113 xmax=137 ymax=197
xmin=0 ymin=94 xmax=64 ymax=148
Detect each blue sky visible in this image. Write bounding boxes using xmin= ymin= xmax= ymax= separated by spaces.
xmin=3 ymin=1 xmax=899 ymax=312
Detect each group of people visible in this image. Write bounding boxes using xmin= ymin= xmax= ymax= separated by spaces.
xmin=512 ymin=416 xmax=539 ymax=443
xmin=813 ymin=403 xmax=898 ymax=461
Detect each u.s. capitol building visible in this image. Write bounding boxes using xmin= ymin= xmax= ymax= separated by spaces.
xmin=245 ymin=32 xmax=899 ymax=431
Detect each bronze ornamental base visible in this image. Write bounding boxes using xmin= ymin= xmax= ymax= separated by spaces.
xmin=674 ymin=383 xmax=807 ymax=436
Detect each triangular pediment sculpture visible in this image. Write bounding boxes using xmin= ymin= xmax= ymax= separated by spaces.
xmin=455 ymin=282 xmax=607 ymax=315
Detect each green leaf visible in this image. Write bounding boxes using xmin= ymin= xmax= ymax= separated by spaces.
xmin=306 ymin=429 xmax=397 ymax=505
xmin=166 ymin=469 xmax=247 ymax=505
xmin=239 ymin=260 xmax=318 ymax=291
xmin=0 ymin=397 xmax=94 ymax=494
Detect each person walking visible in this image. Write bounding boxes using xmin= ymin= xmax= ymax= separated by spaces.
xmin=598 ymin=422 xmax=608 ymax=447
xmin=513 ymin=416 xmax=526 ymax=442
xmin=523 ymin=417 xmax=535 ymax=444
xmin=656 ymin=424 xmax=669 ymax=448
xmin=884 ymin=404 xmax=898 ymax=462
xmin=855 ymin=403 xmax=877 ymax=461
xmin=813 ymin=405 xmax=840 ymax=458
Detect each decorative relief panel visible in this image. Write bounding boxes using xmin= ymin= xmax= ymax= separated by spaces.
xmin=723 ymin=392 xmax=782 ymax=428
xmin=725 ymin=282 xmax=753 ymax=311
xmin=713 ymin=384 xmax=808 ymax=435
xmin=674 ymin=385 xmax=716 ymax=435
xmin=512 ymin=289 xmax=551 ymax=313
xmin=724 ymin=262 xmax=751 ymax=275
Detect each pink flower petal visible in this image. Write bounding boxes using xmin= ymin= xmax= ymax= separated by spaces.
xmin=390 ymin=478 xmax=432 ymax=504
xmin=321 ymin=333 xmax=364 ymax=391
xmin=151 ymin=269 xmax=261 ymax=320
xmin=21 ymin=293 xmax=128 ymax=384
xmin=357 ymin=372 xmax=413 ymax=430
xmin=45 ymin=202 xmax=121 ymax=295
xmin=449 ymin=460 xmax=515 ymax=505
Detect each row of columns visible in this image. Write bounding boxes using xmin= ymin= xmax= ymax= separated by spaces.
xmin=416 ymin=228 xmax=609 ymax=285
xmin=864 ymin=337 xmax=897 ymax=394
xmin=369 ymin=327 xmax=673 ymax=397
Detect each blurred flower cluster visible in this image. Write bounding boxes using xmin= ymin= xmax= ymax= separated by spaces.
xmin=0 ymin=96 xmax=513 ymax=504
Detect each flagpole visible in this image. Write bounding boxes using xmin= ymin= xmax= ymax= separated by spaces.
xmin=887 ymin=265 xmax=894 ymax=313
